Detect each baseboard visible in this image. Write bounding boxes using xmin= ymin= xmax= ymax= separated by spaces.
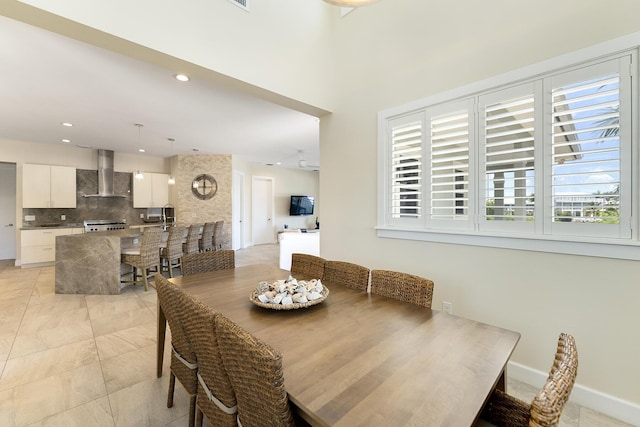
xmin=508 ymin=361 xmax=640 ymax=425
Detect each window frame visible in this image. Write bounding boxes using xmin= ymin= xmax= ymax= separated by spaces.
xmin=377 ymin=33 xmax=640 ymax=260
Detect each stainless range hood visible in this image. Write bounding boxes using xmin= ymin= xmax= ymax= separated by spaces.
xmin=83 ymin=149 xmax=127 ymax=198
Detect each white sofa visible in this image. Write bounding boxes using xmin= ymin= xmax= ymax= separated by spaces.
xmin=278 ymin=230 xmax=320 ymax=270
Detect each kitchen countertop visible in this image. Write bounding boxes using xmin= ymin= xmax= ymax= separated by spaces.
xmin=21 ymin=223 xmax=83 ymax=230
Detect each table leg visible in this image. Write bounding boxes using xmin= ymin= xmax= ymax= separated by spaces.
xmin=157 ymin=298 xmax=166 ymax=378
xmin=496 ymin=369 xmax=506 ymax=392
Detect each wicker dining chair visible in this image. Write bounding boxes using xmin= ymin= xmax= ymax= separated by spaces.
xmin=121 ymin=227 xmax=163 ymax=291
xmin=154 ymin=274 xmax=198 ymax=427
xmin=199 ymin=222 xmax=215 ymax=252
xmin=160 ymin=226 xmax=185 ymax=278
xmin=183 ymin=224 xmax=201 ymax=255
xmin=178 ymin=294 xmax=237 ymax=427
xmin=480 ymin=333 xmax=578 ymax=427
xmin=322 ymin=260 xmax=370 ymax=292
xmin=290 ymin=253 xmax=326 ymax=280
xmin=212 ymin=220 xmax=224 ymax=250
xmin=181 ymin=250 xmax=236 ymax=276
xmin=370 ymin=269 xmax=434 ymax=308
xmin=215 ymin=313 xmax=296 ymax=427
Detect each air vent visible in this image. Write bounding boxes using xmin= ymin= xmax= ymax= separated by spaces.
xmin=228 ymin=0 xmax=249 ymax=10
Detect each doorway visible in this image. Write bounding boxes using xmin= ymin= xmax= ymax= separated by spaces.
xmin=232 ymin=170 xmax=245 ymax=250
xmin=0 ymin=162 xmax=17 ymax=260
xmin=251 ymin=176 xmax=274 ymax=245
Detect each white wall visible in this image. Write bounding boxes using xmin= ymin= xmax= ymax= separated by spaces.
xmin=6 ymin=0 xmax=336 ymax=114
xmin=320 ymin=0 xmax=640 ymax=418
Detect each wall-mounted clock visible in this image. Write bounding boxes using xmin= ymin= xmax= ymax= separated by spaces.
xmin=191 ymin=174 xmax=218 ymax=200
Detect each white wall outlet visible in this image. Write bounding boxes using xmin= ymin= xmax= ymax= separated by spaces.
xmin=25 ymin=215 xmax=36 ymax=221
xmin=442 ymin=301 xmax=453 ymax=315
xmin=133 ymin=238 xmax=139 ymax=244
xmin=61 ymin=214 xmax=66 ymax=220
xmin=140 ymin=213 xmax=145 ymax=218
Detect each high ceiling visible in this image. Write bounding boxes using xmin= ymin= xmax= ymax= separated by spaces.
xmin=0 ymin=15 xmax=321 ymax=170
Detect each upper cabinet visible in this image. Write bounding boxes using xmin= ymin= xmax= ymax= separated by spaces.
xmin=133 ymin=172 xmax=169 ymax=207
xmin=23 ymin=164 xmax=77 ymax=208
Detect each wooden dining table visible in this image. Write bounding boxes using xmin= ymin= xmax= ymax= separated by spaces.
xmin=157 ymin=264 xmax=520 ymax=426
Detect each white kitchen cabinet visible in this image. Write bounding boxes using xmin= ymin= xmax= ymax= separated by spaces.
xmin=22 ymin=164 xmax=76 ymax=208
xmin=21 ymin=227 xmax=82 ymax=265
xmin=133 ymin=172 xmax=169 ymax=207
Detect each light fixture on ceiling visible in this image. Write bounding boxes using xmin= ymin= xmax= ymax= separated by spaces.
xmin=174 ymin=73 xmax=190 ymax=82
xmin=61 ymin=122 xmax=73 ymax=127
xmin=167 ymin=138 xmax=176 ymax=185
xmin=323 ymin=0 xmax=378 ymax=7
xmin=134 ymin=123 xmax=144 ymax=180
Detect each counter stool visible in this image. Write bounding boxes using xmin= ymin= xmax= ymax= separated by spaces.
xmin=183 ymin=224 xmax=201 ymax=255
xmin=199 ymin=222 xmax=215 ymax=252
xmin=161 ymin=226 xmax=185 ymax=278
xmin=121 ymin=227 xmax=163 ymax=291
xmin=212 ymin=220 xmax=224 ymax=250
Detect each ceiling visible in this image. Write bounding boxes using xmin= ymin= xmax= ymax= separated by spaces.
xmin=0 ymin=15 xmax=321 ymax=170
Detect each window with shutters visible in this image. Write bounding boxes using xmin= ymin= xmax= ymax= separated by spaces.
xmin=378 ymin=47 xmax=637 ymax=258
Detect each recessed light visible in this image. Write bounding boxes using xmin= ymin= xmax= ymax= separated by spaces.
xmin=62 ymin=139 xmax=71 ymax=143
xmin=174 ymin=74 xmax=190 ymax=82
xmin=61 ymin=122 xmax=73 ymax=127
xmin=138 ymin=148 xmax=145 ymax=153
xmin=192 ymin=148 xmax=199 ymax=152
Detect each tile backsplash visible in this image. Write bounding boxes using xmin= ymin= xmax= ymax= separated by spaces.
xmin=23 ymin=169 xmax=151 ymax=227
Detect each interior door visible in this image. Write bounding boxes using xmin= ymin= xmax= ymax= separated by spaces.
xmin=232 ymin=170 xmax=245 ymax=250
xmin=0 ymin=163 xmax=17 ymax=260
xmin=252 ymin=176 xmax=274 ymax=245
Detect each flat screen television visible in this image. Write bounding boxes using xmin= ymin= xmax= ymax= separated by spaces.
xmin=290 ymin=195 xmax=315 ymax=216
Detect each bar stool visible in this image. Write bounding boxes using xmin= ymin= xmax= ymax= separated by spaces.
xmin=212 ymin=220 xmax=224 ymax=250
xmin=121 ymin=227 xmax=163 ymax=291
xmin=183 ymin=224 xmax=201 ymax=255
xmin=199 ymin=222 xmax=215 ymax=252
xmin=160 ymin=226 xmax=185 ymax=278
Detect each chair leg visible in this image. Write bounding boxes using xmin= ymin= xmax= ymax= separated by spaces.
xmin=142 ymin=268 xmax=149 ymax=291
xmin=189 ymin=395 xmax=197 ymax=427
xmin=167 ymin=372 xmax=176 ymax=408
xmin=169 ymin=259 xmax=174 ymax=278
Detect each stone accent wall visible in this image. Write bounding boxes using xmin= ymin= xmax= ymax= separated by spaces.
xmin=175 ymin=154 xmax=232 ymax=249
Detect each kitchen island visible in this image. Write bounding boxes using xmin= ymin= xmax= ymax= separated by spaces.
xmin=55 ymin=227 xmax=157 ymax=294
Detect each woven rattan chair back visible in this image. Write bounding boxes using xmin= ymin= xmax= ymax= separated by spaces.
xmin=155 ymin=274 xmax=198 ymax=427
xmin=178 ymin=289 xmax=237 ymax=427
xmin=529 ymin=333 xmax=578 ymax=426
xmin=290 ymin=253 xmax=326 ymax=280
xmin=183 ymin=224 xmax=201 ymax=255
xmin=370 ymin=270 xmax=434 ymax=308
xmin=121 ymin=227 xmax=163 ymax=291
xmin=199 ymin=222 xmax=215 ymax=252
xmin=215 ymin=313 xmax=295 ymax=427
xmin=480 ymin=333 xmax=578 ymax=427
xmin=181 ymin=250 xmax=236 ymax=276
xmin=213 ymin=220 xmax=224 ymax=250
xmin=161 ymin=226 xmax=185 ymax=278
xmin=322 ymin=260 xmax=369 ymax=292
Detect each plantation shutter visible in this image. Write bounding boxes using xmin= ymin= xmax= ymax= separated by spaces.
xmin=425 ymin=100 xmax=474 ymax=230
xmin=478 ymin=84 xmax=538 ymax=232
xmin=547 ymin=56 xmax=631 ymax=238
xmin=389 ymin=114 xmax=424 ymax=221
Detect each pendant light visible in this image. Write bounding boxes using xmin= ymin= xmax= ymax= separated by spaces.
xmin=134 ymin=123 xmax=144 ymax=180
xmin=167 ymin=138 xmax=176 ymax=185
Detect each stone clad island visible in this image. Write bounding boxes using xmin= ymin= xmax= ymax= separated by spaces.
xmin=55 ymin=227 xmax=152 ymax=295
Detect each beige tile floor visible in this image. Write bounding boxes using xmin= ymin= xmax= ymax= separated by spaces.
xmin=0 ymin=245 xmax=632 ymax=427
